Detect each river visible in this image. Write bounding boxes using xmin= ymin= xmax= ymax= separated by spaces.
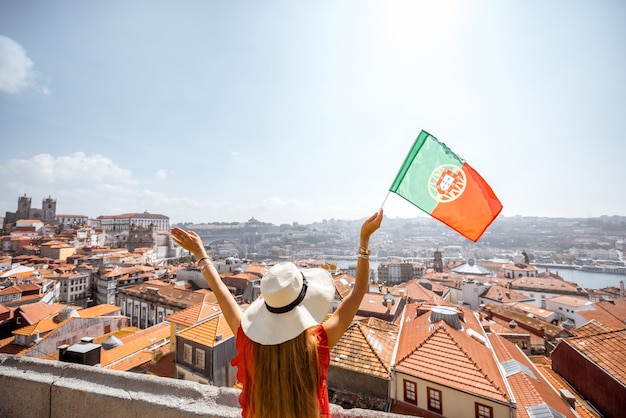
xmin=325 ymin=259 xmax=624 ymax=291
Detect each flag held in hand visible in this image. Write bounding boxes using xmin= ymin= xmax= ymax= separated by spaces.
xmin=389 ymin=130 xmax=502 ymax=242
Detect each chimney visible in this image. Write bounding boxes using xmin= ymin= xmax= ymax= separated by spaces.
xmin=620 ymin=280 xmax=624 ymax=298
xmin=560 ymin=389 xmax=576 ymax=408
xmin=58 ymin=344 xmax=69 ymax=360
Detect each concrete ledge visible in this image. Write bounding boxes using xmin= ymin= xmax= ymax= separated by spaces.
xmin=0 ymin=354 xmax=409 ymax=418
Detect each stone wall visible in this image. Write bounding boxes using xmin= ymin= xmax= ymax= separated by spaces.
xmin=0 ymin=354 xmax=412 ymax=418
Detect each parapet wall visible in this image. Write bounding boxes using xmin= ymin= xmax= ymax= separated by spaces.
xmin=0 ymin=354 xmax=409 ymax=418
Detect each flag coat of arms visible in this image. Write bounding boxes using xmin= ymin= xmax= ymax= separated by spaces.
xmin=389 ymin=130 xmax=502 ymax=242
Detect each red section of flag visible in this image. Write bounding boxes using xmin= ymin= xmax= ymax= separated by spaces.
xmin=430 ymin=162 xmax=502 ymax=242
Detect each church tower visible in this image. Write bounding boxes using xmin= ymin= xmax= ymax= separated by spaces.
xmin=433 ymin=249 xmax=444 ymax=273
xmin=16 ymin=194 xmax=31 ymax=220
xmin=42 ymin=196 xmax=57 ymax=221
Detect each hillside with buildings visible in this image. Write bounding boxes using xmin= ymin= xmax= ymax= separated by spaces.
xmin=1 ymin=194 xmax=625 ymax=417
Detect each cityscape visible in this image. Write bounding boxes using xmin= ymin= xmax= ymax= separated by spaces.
xmin=1 ymin=194 xmax=625 ymax=418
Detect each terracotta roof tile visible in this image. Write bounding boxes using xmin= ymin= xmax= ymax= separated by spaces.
xmin=530 ymin=357 xmax=602 ymax=418
xmin=563 ymin=329 xmax=626 ymax=385
xmin=595 ymin=298 xmax=626 ymax=321
xmin=485 ymin=304 xmax=566 ymax=339
xmin=16 ymin=302 xmax=68 ymax=325
xmin=330 ymin=318 xmax=398 ymax=379
xmin=140 ymin=351 xmax=176 ymax=378
xmin=107 ymin=341 xmax=172 ymax=372
xmin=392 ymin=278 xmax=444 ymax=304
xmin=165 ymin=302 xmax=222 ymax=327
xmin=176 ymin=313 xmax=234 ymax=348
xmin=333 ymin=274 xmax=355 ymax=299
xmin=121 ymin=282 xmax=211 ymax=307
xmin=571 ymin=320 xmax=614 ymax=337
xmin=511 ymin=276 xmax=581 ymax=293
xmin=358 ymin=293 xmax=403 ymax=316
xmin=101 ymin=322 xmax=170 ymax=368
xmin=578 ymin=307 xmax=625 ymax=331
xmin=489 ymin=334 xmax=577 ymax=418
xmin=482 ymin=285 xmax=531 ymax=303
xmin=395 ymin=304 xmax=509 ymax=403
xmin=78 ymin=304 xmax=121 ymax=318
xmin=243 ymin=263 xmax=268 ymax=278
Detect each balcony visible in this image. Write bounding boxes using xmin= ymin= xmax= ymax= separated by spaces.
xmin=0 ymin=354 xmax=405 ymax=418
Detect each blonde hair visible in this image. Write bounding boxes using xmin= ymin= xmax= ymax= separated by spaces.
xmin=246 ymin=327 xmax=321 ymax=418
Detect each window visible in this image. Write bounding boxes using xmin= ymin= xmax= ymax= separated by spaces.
xmin=195 ymin=348 xmax=205 ymax=369
xmin=475 ymin=403 xmax=493 ymax=418
xmin=427 ymin=387 xmax=442 ymax=413
xmin=403 ymin=380 xmax=417 ymax=404
xmin=183 ymin=343 xmax=192 ymax=363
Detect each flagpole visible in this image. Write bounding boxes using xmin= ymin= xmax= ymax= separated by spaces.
xmin=380 ymin=191 xmax=391 ymax=210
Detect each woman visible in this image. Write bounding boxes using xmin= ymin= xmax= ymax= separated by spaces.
xmin=170 ymin=209 xmax=383 ymax=418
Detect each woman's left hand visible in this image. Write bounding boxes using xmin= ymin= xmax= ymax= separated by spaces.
xmin=171 ymin=227 xmax=205 ymax=258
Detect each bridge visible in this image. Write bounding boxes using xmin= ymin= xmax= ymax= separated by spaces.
xmin=192 ymin=230 xmax=253 ymax=260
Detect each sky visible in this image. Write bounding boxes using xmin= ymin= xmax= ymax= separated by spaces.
xmin=1 ymin=1 xmax=625 ymax=226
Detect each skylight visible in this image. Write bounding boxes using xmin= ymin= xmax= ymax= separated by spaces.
xmin=501 ymin=359 xmax=537 ymax=380
xmin=366 ymin=334 xmax=383 ymax=353
xmin=526 ymin=403 xmax=566 ymax=418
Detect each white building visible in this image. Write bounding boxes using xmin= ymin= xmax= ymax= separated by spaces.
xmin=509 ymin=275 xmax=588 ymax=309
xmin=55 ymin=271 xmax=92 ymax=307
xmin=546 ymin=295 xmax=596 ymax=328
xmin=97 ymin=211 xmax=170 ymax=233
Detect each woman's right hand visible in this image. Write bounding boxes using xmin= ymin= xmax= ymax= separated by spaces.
xmin=170 ymin=227 xmax=206 ymax=259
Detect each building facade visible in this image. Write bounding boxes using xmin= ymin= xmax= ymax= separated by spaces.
xmin=117 ymin=282 xmax=212 ymax=329
xmin=97 ymin=211 xmax=170 ymax=233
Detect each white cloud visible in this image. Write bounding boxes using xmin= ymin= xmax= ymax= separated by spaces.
xmin=1 ymin=152 xmax=134 ymax=185
xmin=0 ymin=35 xmax=49 ymax=95
xmin=155 ymin=169 xmax=167 ymax=179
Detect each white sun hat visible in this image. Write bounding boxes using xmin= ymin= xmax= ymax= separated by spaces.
xmin=241 ymin=262 xmax=336 ymax=345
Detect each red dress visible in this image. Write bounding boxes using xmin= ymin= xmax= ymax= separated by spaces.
xmin=231 ymin=324 xmax=331 ymax=417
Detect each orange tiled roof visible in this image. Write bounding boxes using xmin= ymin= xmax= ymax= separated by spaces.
xmin=511 ymin=276 xmax=581 ymax=293
xmin=570 ymin=320 xmax=613 ymax=337
xmin=109 ymin=343 xmax=172 ymax=372
xmin=12 ymin=314 xmax=68 ymax=337
xmin=330 ymin=318 xmax=398 ymax=379
xmin=530 ymin=357 xmax=602 ymax=418
xmin=595 ymin=298 xmax=626 ymax=322
xmin=243 ymin=263 xmax=268 ymax=278
xmin=482 ymin=285 xmax=531 ymax=303
xmin=78 ymin=304 xmax=121 ymax=318
xmin=505 ymin=302 xmax=556 ymax=321
xmin=504 ymin=263 xmax=538 ymax=272
xmin=489 ymin=334 xmax=576 ymax=418
xmin=101 ymin=322 xmax=170 ymax=368
xmin=225 ymin=271 xmax=263 ymax=282
xmin=485 ymin=304 xmax=566 ymax=339
xmin=0 ymin=304 xmax=10 ymax=315
xmin=176 ymin=313 xmax=234 ymax=348
xmin=358 ymin=293 xmax=403 ymax=316
xmin=561 ymin=329 xmax=626 ymax=385
xmin=333 ymin=274 xmax=355 ymax=299
xmin=395 ymin=305 xmax=509 ymax=403
xmin=392 ymin=278 xmax=442 ymax=303
xmin=16 ymin=302 xmax=68 ymax=325
xmin=139 ymin=351 xmax=176 ymax=378
xmin=578 ymin=306 xmax=625 ymax=331
xmin=165 ymin=302 xmax=221 ymax=327
xmin=0 ymin=336 xmax=16 ymax=349
xmin=0 ymin=283 xmax=41 ymax=295
xmin=0 ymin=340 xmax=25 ymax=355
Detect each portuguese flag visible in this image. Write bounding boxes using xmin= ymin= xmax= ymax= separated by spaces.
xmin=389 ymin=130 xmax=502 ymax=242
